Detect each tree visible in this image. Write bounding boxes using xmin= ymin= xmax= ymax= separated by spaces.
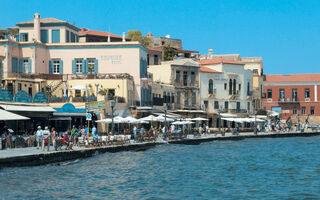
xmin=163 ymin=45 xmax=176 ymax=61
xmin=127 ymin=30 xmax=151 ymax=47
xmin=0 ymin=29 xmax=18 ymax=40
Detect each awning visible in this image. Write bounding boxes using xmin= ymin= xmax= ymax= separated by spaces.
xmin=220 ymin=113 xmax=237 ymax=118
xmin=0 ymin=109 xmax=30 ymax=120
xmin=49 ymin=117 xmax=72 ymax=121
xmin=0 ymin=105 xmax=56 ymax=112
xmin=53 ymin=112 xmax=86 ymax=117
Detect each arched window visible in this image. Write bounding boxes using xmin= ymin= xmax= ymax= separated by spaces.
xmin=233 ymin=79 xmax=236 ymax=94
xmin=208 ymin=79 xmax=213 ymax=94
xmin=229 ymin=79 xmax=232 ymax=95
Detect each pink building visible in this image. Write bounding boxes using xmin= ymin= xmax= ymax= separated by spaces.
xmin=0 ymin=13 xmax=150 ymax=106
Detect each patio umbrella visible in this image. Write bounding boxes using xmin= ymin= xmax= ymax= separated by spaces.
xmin=139 ymin=115 xmax=158 ymax=121
xmin=155 ymin=115 xmax=174 ymax=122
xmin=191 ymin=117 xmax=208 ymax=121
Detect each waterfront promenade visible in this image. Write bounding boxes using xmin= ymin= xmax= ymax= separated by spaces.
xmin=1 ymin=130 xmax=320 ymax=168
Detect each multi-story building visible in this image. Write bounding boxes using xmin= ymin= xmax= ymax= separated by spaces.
xmin=263 ymin=74 xmax=320 ymax=124
xmin=200 ymin=48 xmax=263 ymax=110
xmin=148 ymin=59 xmax=201 ymax=112
xmin=198 ymin=58 xmax=254 ymax=127
xmin=0 ymin=13 xmax=149 ymax=106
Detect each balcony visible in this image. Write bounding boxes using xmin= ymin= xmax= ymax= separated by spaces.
xmin=278 ymin=97 xmax=299 ymax=103
xmin=228 ymin=109 xmax=248 ymax=113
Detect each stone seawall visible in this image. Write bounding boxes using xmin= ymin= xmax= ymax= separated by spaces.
xmin=0 ymin=142 xmax=159 ymax=168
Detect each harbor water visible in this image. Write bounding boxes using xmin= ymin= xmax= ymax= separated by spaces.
xmin=1 ymin=136 xmax=320 ymax=199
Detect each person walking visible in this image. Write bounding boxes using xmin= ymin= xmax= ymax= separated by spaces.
xmin=51 ymin=128 xmax=56 ymax=150
xmin=36 ymin=126 xmax=42 ymax=149
xmin=42 ymin=126 xmax=51 ymax=151
xmin=133 ymin=126 xmax=137 ymax=139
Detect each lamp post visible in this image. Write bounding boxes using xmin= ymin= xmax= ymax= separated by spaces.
xmin=218 ymin=108 xmax=222 ymax=134
xmin=164 ymin=104 xmax=168 ymax=136
xmin=110 ymin=100 xmax=115 ymax=135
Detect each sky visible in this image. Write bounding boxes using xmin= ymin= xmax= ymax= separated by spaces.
xmin=1 ymin=0 xmax=320 ymax=75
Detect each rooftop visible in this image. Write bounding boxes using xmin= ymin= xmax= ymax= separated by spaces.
xmin=264 ymin=74 xmax=320 ymax=83
xmin=200 ymin=66 xmax=222 ymax=74
xmin=78 ymin=28 xmax=122 ymax=39
xmin=17 ymin=18 xmax=66 ymax=25
xmin=197 ymin=58 xmax=244 ymax=65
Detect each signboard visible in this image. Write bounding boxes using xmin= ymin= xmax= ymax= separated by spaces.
xmin=33 ymin=92 xmax=48 ymax=103
xmin=86 ymin=113 xmax=92 ymax=121
xmin=87 ymin=101 xmax=106 ymax=111
xmin=14 ymin=90 xmax=31 ymax=103
xmin=0 ymin=89 xmax=13 ymax=102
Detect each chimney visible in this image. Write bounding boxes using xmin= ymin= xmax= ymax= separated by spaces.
xmin=122 ymin=32 xmax=126 ymax=42
xmin=208 ymin=48 xmax=213 ymax=57
xmin=33 ymin=13 xmax=41 ymax=42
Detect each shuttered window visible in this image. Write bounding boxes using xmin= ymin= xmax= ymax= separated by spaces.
xmin=51 ymin=29 xmax=60 ymax=43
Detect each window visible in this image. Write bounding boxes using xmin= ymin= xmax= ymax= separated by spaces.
xmin=293 ymin=107 xmax=297 ymax=115
xmin=224 ymin=101 xmax=229 ymax=110
xmin=51 ymin=29 xmax=60 ymax=43
xmin=66 ymin=30 xmax=70 ymax=42
xmin=20 ymin=33 xmax=28 ymax=42
xmin=302 ymin=106 xmax=306 ymax=115
xmin=87 ymin=59 xmax=95 ymax=74
xmin=292 ymin=89 xmax=297 ymax=101
xmin=229 ymin=79 xmax=232 ymax=95
xmin=11 ymin=57 xmax=18 ymax=73
xmin=247 ymin=102 xmax=250 ymax=111
xmin=22 ymin=59 xmax=29 ymax=73
xmin=305 ymin=88 xmax=310 ymax=98
xmin=171 ymin=93 xmax=175 ymax=103
xmin=40 ymin=30 xmax=48 ymax=43
xmin=76 ymin=60 xmax=83 ymax=73
xmin=18 ymin=83 xmax=22 ymax=91
xmin=247 ymin=82 xmax=250 ymax=95
xmin=183 ymin=71 xmax=188 ymax=86
xmin=176 ymin=71 xmax=180 ymax=83
xmin=311 ymin=106 xmax=315 ymax=115
xmin=154 ymin=55 xmax=158 ymax=65
xmin=75 ymin=90 xmax=81 ymax=97
xmin=28 ymin=87 xmax=32 ymax=97
xmin=108 ymin=89 xmax=115 ymax=100
xmin=267 ymin=89 xmax=272 ymax=98
xmin=224 ymin=83 xmax=227 ymax=90
xmin=279 ymin=89 xmax=285 ymax=99
xmin=208 ymin=79 xmax=213 ymax=94
xmin=147 ymin=54 xmax=149 ymax=65
xmin=214 ymin=101 xmax=219 ymax=109
xmin=192 ymin=92 xmax=196 ymax=104
xmin=236 ymin=102 xmax=241 ymax=110
xmin=53 ymin=60 xmax=60 ymax=74
xmin=184 ymin=92 xmax=189 ymax=106
xmin=163 ymin=92 xmax=167 ymax=103
xmin=177 ymin=91 xmax=181 ymax=104
xmin=239 ymin=84 xmax=241 ymax=91
xmin=191 ymin=72 xmax=195 ymax=84
xmin=233 ymin=79 xmax=236 ymax=94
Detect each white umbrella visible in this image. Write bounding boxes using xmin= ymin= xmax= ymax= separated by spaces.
xmin=96 ymin=118 xmax=112 ymax=123
xmin=155 ymin=115 xmax=174 ymax=122
xmin=192 ymin=117 xmax=208 ymax=121
xmin=139 ymin=115 xmax=158 ymax=121
xmin=172 ymin=121 xmax=183 ymax=125
xmin=138 ymin=120 xmax=149 ymax=124
xmin=124 ymin=116 xmax=139 ymax=123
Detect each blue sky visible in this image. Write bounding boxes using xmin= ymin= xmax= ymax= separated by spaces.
xmin=1 ymin=0 xmax=320 ymax=74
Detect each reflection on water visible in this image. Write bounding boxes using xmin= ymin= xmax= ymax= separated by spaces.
xmin=1 ymin=137 xmax=320 ymax=199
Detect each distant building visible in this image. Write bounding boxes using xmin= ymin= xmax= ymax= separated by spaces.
xmin=263 ymin=74 xmax=320 ymax=124
xmin=148 ymin=59 xmax=201 ymax=112
xmin=200 ymin=48 xmax=263 ymax=111
xmin=78 ymin=28 xmax=125 ymax=43
xmin=198 ymin=58 xmax=254 ymax=127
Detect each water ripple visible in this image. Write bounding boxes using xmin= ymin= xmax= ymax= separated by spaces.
xmin=1 ymin=136 xmax=320 ymax=199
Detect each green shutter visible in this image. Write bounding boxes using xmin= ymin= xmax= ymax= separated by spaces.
xmin=94 ymin=59 xmax=98 ymax=73
xmin=40 ymin=30 xmax=48 ymax=43
xmin=83 ymin=59 xmax=87 ymax=74
xmin=59 ymin=60 xmax=63 ymax=74
xmin=28 ymin=58 xmax=31 ymax=73
xmin=72 ymin=60 xmax=76 ymax=74
xmin=19 ymin=59 xmax=23 ymax=73
xmin=49 ymin=60 xmax=53 ymax=74
xmin=11 ymin=57 xmax=18 ymax=73
xmin=52 ymin=29 xmax=60 ymax=43
xmin=66 ymin=30 xmax=70 ymax=42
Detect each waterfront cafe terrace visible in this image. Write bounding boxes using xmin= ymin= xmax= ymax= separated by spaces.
xmin=0 ymin=89 xmax=55 ymax=135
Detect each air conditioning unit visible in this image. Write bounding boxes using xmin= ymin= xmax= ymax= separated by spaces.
xmin=305 ymin=98 xmax=310 ymax=102
xmin=267 ymin=98 xmax=272 ymax=102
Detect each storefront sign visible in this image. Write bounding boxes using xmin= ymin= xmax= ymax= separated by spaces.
xmin=14 ymin=90 xmax=31 ymax=103
xmin=87 ymin=101 xmax=106 ymax=111
xmin=33 ymin=92 xmax=48 ymax=103
xmin=0 ymin=89 xmax=13 ymax=102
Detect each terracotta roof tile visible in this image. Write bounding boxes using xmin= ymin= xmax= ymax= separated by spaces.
xmin=264 ymin=74 xmax=320 ymax=83
xmin=78 ymin=28 xmax=122 ymax=39
xmin=17 ymin=18 xmax=65 ymax=25
xmin=197 ymin=58 xmax=243 ymax=65
xmin=200 ymin=66 xmax=222 ymax=73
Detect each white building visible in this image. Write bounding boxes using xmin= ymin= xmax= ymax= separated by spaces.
xmin=198 ymin=58 xmax=253 ymax=127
